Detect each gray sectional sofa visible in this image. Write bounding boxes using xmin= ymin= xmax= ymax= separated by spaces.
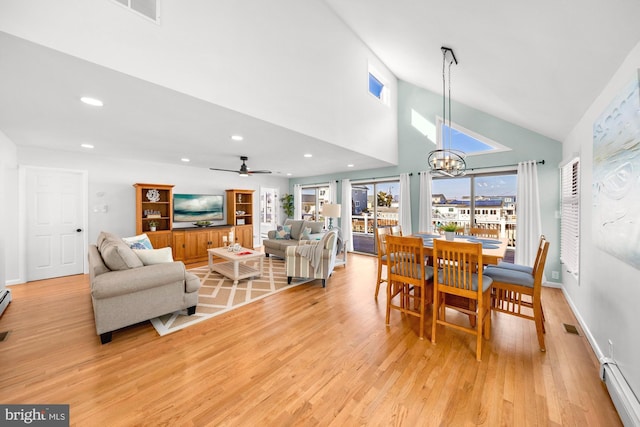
xmin=88 ymin=231 xmax=201 ymax=344
xmin=263 ymin=219 xmax=325 ymax=258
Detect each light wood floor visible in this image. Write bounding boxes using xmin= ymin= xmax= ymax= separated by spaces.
xmin=0 ymin=253 xmax=620 ymax=426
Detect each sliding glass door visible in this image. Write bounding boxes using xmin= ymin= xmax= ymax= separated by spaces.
xmin=351 ymin=180 xmax=400 ymax=255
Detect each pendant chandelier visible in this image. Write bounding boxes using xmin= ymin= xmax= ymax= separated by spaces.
xmin=428 ymin=46 xmax=466 ymax=177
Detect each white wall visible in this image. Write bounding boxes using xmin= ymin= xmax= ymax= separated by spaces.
xmin=562 ymin=41 xmax=640 ymax=398
xmin=13 ymin=146 xmax=289 ymax=284
xmin=0 ymin=0 xmax=398 ymax=164
xmin=0 ymin=131 xmax=18 ymax=286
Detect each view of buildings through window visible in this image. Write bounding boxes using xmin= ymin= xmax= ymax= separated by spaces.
xmin=432 ymin=173 xmax=518 ymax=245
xmin=349 ymin=173 xmax=519 ymax=255
xmin=301 ymin=186 xmax=330 ymax=223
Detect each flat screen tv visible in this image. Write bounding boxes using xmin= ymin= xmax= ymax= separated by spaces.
xmin=173 ymin=194 xmax=224 ymax=222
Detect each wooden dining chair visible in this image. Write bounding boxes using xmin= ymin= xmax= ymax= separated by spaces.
xmin=385 ymin=235 xmax=434 ymax=339
xmin=431 ymin=239 xmax=492 ymax=361
xmin=469 ymin=227 xmax=500 ymax=239
xmin=375 ymin=226 xmax=402 ymax=299
xmin=390 ymin=225 xmax=402 ymax=236
xmin=483 ymin=238 xmax=550 ymax=351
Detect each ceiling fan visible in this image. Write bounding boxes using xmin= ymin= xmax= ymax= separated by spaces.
xmin=209 ymin=156 xmax=272 ymax=177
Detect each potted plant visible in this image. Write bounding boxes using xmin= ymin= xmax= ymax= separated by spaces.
xmin=440 ymin=222 xmax=458 ymax=241
xmin=280 ymin=193 xmax=294 ymax=218
xmin=148 ymin=220 xmax=158 ymax=232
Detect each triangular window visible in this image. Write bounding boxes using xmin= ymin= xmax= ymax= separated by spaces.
xmin=438 ymin=118 xmax=510 ymax=156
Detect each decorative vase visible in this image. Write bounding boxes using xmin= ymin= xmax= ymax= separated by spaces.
xmin=445 ymin=231 xmax=455 ymax=241
xmin=150 ymin=226 xmax=156 ymax=232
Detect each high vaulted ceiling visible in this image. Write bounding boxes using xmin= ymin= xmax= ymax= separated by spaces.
xmin=323 ymin=0 xmax=640 ymax=142
xmin=2 ymin=1 xmax=640 ymax=177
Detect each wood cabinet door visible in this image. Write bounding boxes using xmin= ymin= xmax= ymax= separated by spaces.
xmin=208 ymin=229 xmax=223 ymax=248
xmin=148 ymin=231 xmax=172 ymax=249
xmin=184 ymin=229 xmax=209 ymax=261
xmin=172 ymin=231 xmax=185 ymax=262
xmin=237 ymin=225 xmax=253 ymax=248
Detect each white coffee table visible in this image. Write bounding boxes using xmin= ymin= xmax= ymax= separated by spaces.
xmin=207 ymin=247 xmax=264 ymax=285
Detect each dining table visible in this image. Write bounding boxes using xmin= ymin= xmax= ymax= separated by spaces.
xmin=412 ymin=231 xmax=509 ymax=326
xmin=413 ymin=232 xmax=508 ymax=266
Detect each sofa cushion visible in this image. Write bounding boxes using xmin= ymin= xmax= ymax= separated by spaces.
xmin=275 ymin=225 xmax=291 ymax=240
xmin=307 ymin=221 xmax=324 ymax=234
xmin=100 ymin=239 xmax=144 ymax=271
xmin=133 ymin=247 xmax=173 ymax=265
xmin=122 ymin=233 xmax=153 ymax=250
xmin=284 ymin=219 xmax=306 ymax=240
xmin=97 ymin=231 xmax=122 ymax=249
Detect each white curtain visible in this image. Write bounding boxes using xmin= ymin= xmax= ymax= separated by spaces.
xmin=341 ymin=179 xmax=353 ymax=252
xmin=329 ymin=181 xmax=337 ymax=203
xmin=293 ymin=184 xmax=302 ymax=220
xmin=418 ymin=171 xmax=433 ymax=233
xmin=516 ymin=161 xmax=542 ymax=266
xmin=399 ymin=173 xmax=412 ymax=235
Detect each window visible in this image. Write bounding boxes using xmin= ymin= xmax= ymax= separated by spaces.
xmin=438 ymin=119 xmax=509 ymax=156
xmin=560 ymin=158 xmax=580 ymax=277
xmin=368 ymin=64 xmax=390 ymax=106
xmin=301 ymin=185 xmax=330 ymax=222
xmin=432 ymin=172 xmax=517 ymax=245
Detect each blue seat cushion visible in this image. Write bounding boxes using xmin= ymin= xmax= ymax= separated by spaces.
xmin=438 ymin=271 xmax=492 ymax=292
xmin=483 ymin=266 xmax=534 ymax=288
xmin=391 ymin=264 xmax=434 ymax=281
xmin=494 ymin=261 xmax=533 ymax=275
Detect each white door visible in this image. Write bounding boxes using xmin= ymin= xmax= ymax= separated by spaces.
xmin=259 ymin=187 xmax=278 ymax=246
xmin=25 ymin=167 xmax=86 ymax=281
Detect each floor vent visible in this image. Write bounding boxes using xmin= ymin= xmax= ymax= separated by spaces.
xmin=0 ymin=331 xmax=9 ymax=342
xmin=563 ymin=323 xmax=580 ymax=335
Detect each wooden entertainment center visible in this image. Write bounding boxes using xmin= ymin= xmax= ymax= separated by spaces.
xmin=134 ymin=184 xmax=255 ymax=264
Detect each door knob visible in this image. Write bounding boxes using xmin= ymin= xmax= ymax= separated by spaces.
xmin=76 ymin=228 xmax=83 ymax=232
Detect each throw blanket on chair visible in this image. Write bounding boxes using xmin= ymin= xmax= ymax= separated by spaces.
xmin=295 ymin=231 xmax=333 ymax=275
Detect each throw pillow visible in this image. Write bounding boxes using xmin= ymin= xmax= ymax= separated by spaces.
xmin=122 ymin=233 xmax=154 ymax=250
xmin=301 ymin=227 xmax=312 ymax=240
xmin=275 ymin=225 xmax=291 ymax=240
xmin=133 ymin=247 xmax=173 ymax=265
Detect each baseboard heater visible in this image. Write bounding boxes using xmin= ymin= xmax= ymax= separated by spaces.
xmin=600 ymin=357 xmax=640 ymax=426
xmin=0 ymin=289 xmax=11 ymax=317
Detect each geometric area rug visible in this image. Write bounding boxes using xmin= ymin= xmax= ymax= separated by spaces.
xmin=150 ymin=257 xmax=311 ymax=336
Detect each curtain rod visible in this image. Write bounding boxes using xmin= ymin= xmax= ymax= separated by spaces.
xmin=352 ymin=172 xmax=412 ymax=182
xmin=467 ymin=159 xmax=545 ymax=172
xmin=418 ymin=160 xmax=545 ymax=174
xmin=296 ymin=180 xmax=339 ymax=187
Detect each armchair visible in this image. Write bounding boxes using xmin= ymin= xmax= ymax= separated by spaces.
xmin=285 ymin=229 xmax=339 ymax=287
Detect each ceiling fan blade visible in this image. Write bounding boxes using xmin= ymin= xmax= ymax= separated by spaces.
xmin=209 ymin=167 xmax=240 ymax=173
xmin=248 ymin=170 xmax=272 ymax=174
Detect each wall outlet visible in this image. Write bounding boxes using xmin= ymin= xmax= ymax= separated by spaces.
xmin=551 ymin=270 xmax=560 ymax=280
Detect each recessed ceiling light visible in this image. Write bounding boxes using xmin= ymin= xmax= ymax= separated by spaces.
xmin=286 ymin=173 xmax=292 ymax=176
xmin=80 ymin=143 xmax=94 ymax=149
xmin=231 ymin=135 xmax=244 ymax=141
xmin=80 ymin=97 xmax=103 ymax=107
xmin=347 ymin=164 xmax=354 ymax=168
xmin=303 ymin=153 xmax=312 ymax=158
xmin=181 ymin=158 xmax=190 ymax=162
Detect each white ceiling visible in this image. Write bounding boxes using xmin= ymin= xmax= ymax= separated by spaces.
xmin=2 ymin=1 xmax=640 ymax=177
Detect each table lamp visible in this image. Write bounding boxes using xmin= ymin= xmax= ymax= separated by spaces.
xmin=323 ymin=204 xmax=341 ymax=229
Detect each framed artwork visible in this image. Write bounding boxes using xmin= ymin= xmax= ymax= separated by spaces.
xmin=592 ymin=69 xmax=640 ymax=269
